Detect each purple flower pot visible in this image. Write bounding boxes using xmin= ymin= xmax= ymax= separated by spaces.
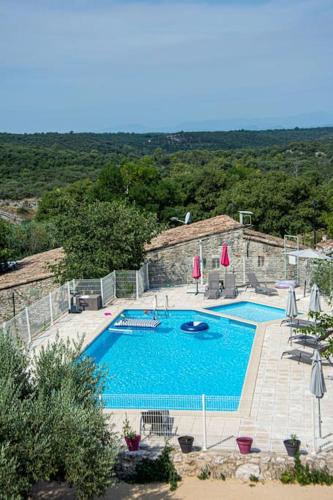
xmin=125 ymin=435 xmax=141 ymax=451
xmin=236 ymin=436 xmax=253 ymax=454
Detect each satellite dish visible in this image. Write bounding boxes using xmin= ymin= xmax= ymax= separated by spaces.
xmin=184 ymin=212 xmax=192 ymax=225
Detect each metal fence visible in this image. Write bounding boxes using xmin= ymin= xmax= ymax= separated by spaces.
xmin=101 ymin=272 xmax=116 ymax=305
xmin=101 ymin=393 xmax=240 ymax=412
xmin=115 ymin=270 xmax=137 ymax=298
xmin=102 ymin=393 xmax=242 ymax=451
xmin=2 ymin=264 xmax=148 ymax=346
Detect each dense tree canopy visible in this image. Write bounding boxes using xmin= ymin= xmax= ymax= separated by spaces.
xmin=51 ymin=200 xmax=160 ymax=282
xmin=2 ymin=128 xmax=333 ymax=262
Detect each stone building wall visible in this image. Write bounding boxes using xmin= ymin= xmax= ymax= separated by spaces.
xmin=0 ymin=277 xmax=58 ymax=324
xmin=146 ymin=228 xmax=296 ymax=288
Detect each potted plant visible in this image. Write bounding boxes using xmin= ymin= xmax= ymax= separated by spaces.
xmin=283 ymin=434 xmax=301 ymax=457
xmin=178 ymin=435 xmax=194 ymax=453
xmin=123 ymin=416 xmax=141 ymax=451
xmin=236 ymin=436 xmax=253 ymax=454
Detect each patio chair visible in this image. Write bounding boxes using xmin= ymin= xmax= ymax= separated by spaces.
xmin=222 ymin=273 xmax=238 ymax=299
xmin=247 ymin=272 xmax=278 ymax=296
xmin=204 ymin=271 xmax=221 ymax=299
xmin=140 ymin=410 xmax=176 ymax=437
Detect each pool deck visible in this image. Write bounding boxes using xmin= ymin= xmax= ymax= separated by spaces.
xmin=33 ymin=286 xmax=333 ymax=454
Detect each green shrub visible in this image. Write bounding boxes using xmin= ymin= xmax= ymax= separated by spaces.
xmin=0 ymin=332 xmax=119 ymax=499
xmin=280 ymin=453 xmax=333 ymax=486
xmin=197 ymin=465 xmax=211 ymax=480
xmin=133 ymin=444 xmax=181 ymax=491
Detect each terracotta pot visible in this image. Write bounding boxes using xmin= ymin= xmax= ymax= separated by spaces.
xmin=236 ymin=436 xmax=253 ymax=454
xmin=125 ymin=435 xmax=141 ymax=451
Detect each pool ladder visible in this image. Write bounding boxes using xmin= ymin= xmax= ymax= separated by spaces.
xmin=153 ymin=294 xmax=169 ymax=319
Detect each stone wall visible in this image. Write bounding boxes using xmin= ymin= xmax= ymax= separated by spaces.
xmin=0 ymin=277 xmax=58 ymax=324
xmin=117 ymin=448 xmax=333 ymax=482
xmin=146 ymin=228 xmax=296 ymax=288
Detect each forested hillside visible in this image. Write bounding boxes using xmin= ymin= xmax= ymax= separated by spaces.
xmin=1 ymin=134 xmax=333 ymax=199
xmin=1 ymin=126 xmax=333 ymax=153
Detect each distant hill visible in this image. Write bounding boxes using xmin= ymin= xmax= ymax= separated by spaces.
xmin=1 ymin=126 xmax=333 ymax=153
xmin=1 ymin=127 xmax=333 ymax=200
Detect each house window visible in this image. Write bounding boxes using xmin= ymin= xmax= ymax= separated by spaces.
xmin=212 ymin=257 xmax=220 ymax=269
xmin=258 ymin=256 xmax=265 ymax=267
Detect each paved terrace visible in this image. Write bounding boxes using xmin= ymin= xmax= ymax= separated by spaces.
xmin=33 ymin=286 xmax=333 ymax=454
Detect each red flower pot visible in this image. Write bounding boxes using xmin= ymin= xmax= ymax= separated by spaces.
xmin=125 ymin=435 xmax=141 ymax=451
xmin=236 ymin=436 xmax=253 ymax=454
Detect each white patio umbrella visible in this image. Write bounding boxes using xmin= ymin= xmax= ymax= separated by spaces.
xmin=309 ymin=284 xmax=321 ymax=314
xmin=286 ymin=286 xmax=298 ymax=319
xmin=310 ymin=350 xmax=326 ymax=444
xmin=288 ymin=249 xmax=330 ymax=260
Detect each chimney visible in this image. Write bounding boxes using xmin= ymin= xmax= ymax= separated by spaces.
xmin=238 ymin=211 xmax=253 ymax=226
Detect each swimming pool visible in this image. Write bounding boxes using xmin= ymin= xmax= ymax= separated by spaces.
xmin=206 ymin=301 xmax=285 ymax=323
xmin=84 ymin=309 xmax=256 ymax=411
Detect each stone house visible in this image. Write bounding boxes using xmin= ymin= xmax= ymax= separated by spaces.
xmin=0 ymin=248 xmax=63 ymax=323
xmin=145 ymin=215 xmax=301 ymax=288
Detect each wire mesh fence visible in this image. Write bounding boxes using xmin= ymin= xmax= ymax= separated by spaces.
xmin=28 ymin=294 xmax=52 ymax=340
xmin=2 ymin=264 xmax=149 ymax=347
xmin=101 ymin=271 xmax=116 ymax=305
xmin=72 ymin=278 xmax=101 ymax=296
xmin=51 ymin=283 xmax=69 ymax=321
xmin=101 ymin=393 xmax=240 ymax=412
xmin=3 ymin=309 xmax=30 ymax=344
xmin=115 ymin=270 xmax=137 ymax=298
xmin=102 ymin=393 xmax=243 ymax=450
xmin=137 ymin=263 xmax=149 ymax=297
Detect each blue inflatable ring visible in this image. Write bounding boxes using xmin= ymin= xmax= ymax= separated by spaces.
xmin=181 ymin=321 xmax=209 ymax=332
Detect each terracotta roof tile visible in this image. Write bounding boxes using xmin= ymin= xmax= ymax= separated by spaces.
xmin=0 ymin=248 xmax=64 ymax=290
xmin=243 ymin=229 xmax=302 ymax=248
xmin=316 ymin=239 xmax=333 ymax=251
xmin=145 ymin=215 xmax=241 ymax=251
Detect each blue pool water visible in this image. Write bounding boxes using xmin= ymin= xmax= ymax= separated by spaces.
xmin=84 ymin=309 xmax=256 ymax=411
xmin=206 ymin=301 xmax=285 ymax=323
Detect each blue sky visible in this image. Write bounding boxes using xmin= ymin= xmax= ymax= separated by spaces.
xmin=0 ymin=0 xmax=332 ymax=132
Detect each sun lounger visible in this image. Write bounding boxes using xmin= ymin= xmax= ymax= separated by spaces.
xmin=205 ymin=271 xmax=221 ymax=299
xmin=281 ymin=348 xmax=332 ymax=365
xmin=247 ymin=272 xmax=278 ymax=296
xmin=281 ymin=318 xmax=317 ymax=328
xmin=222 ymin=273 xmax=238 ymax=299
xmin=288 ymin=327 xmax=333 ymax=346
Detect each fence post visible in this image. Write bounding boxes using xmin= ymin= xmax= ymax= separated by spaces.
xmin=100 ymin=278 xmax=104 ymax=306
xmin=67 ymin=282 xmax=71 ymax=312
xmin=25 ymin=307 xmax=32 ymax=344
xmin=202 ymin=394 xmax=207 ymax=451
xmin=2 ymin=321 xmax=6 ymax=334
xmin=135 ymin=270 xmax=140 ymax=300
xmin=49 ymin=292 xmax=54 ymax=325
